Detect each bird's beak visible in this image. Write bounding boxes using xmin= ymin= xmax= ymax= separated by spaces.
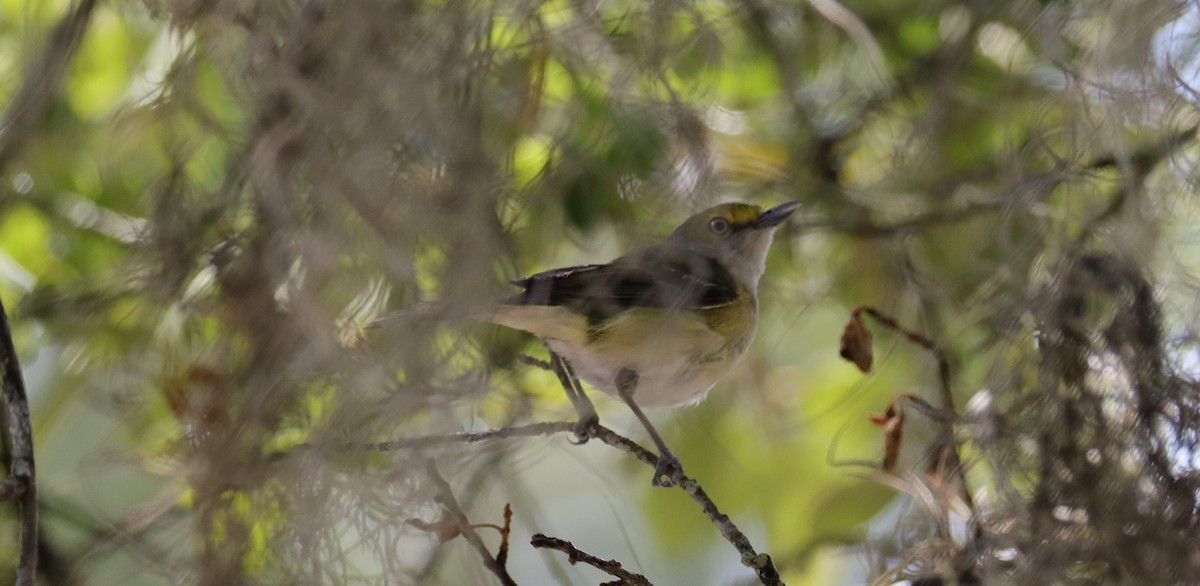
xmin=751 ymin=201 xmax=800 ymax=229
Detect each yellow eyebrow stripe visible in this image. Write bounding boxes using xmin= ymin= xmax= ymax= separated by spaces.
xmin=719 ymin=203 xmax=764 ymax=225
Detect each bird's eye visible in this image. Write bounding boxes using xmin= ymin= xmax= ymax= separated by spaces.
xmin=709 ymin=217 xmax=731 ymax=234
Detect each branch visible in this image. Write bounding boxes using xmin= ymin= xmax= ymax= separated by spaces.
xmin=311 ymin=418 xmax=783 ymax=585
xmin=0 ymin=0 xmax=100 ymax=169
xmin=424 ymin=461 xmax=519 ymax=586
xmin=530 ymin=533 xmax=653 ymax=586
xmin=0 ymin=291 xmax=38 ymax=586
xmin=578 ymin=422 xmax=785 ymax=586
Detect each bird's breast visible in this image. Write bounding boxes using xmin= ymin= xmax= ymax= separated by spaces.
xmin=546 ymin=298 xmax=758 ymax=407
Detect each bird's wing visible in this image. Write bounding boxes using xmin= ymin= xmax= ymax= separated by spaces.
xmin=506 ymin=250 xmax=738 ymax=322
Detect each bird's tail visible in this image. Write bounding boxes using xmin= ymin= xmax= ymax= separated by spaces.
xmin=370 ymin=302 xmax=587 ymax=345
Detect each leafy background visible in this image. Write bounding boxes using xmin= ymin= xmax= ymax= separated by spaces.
xmin=2 ymin=0 xmax=1200 ymax=584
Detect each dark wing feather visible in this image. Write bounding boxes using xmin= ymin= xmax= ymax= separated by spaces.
xmin=507 ymin=251 xmax=737 ymax=323
xmin=507 ymin=264 xmax=610 ymax=306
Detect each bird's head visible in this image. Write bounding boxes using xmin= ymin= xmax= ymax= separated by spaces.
xmin=667 ymin=201 xmax=799 ymax=287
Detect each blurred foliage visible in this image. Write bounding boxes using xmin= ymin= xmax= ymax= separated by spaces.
xmin=1 ymin=0 xmax=1200 ymax=584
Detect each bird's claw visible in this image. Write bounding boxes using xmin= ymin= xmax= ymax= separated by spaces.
xmin=570 ymin=413 xmax=599 ymax=445
xmin=651 ymin=452 xmax=684 ymax=488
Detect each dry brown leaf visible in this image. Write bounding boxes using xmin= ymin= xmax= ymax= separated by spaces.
xmin=840 ymin=312 xmax=874 ymax=373
xmin=869 ymin=402 xmax=905 ymax=472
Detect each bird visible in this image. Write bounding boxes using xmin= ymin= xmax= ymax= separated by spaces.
xmin=490 ymin=201 xmax=799 ymax=485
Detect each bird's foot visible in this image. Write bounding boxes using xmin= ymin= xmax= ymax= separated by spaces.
xmin=651 ymin=452 xmax=685 ymax=488
xmin=571 ymin=413 xmax=599 ymax=445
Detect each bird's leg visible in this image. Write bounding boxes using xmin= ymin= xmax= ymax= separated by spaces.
xmin=615 ymin=368 xmax=683 ymax=487
xmin=548 ymin=351 xmax=598 ymax=443
xmin=560 ymin=358 xmax=599 ymax=443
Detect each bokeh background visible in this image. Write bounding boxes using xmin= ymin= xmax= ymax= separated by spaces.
xmin=4 ymin=0 xmax=1200 ymax=584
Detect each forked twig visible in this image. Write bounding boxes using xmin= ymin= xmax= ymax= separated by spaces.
xmin=531 ymin=533 xmax=653 ymax=586
xmin=424 ymin=461 xmax=519 ymax=586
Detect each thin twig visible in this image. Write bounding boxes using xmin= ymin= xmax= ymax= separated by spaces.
xmin=495 ymin=503 xmax=512 ymax=569
xmin=531 ymin=533 xmax=653 ymax=586
xmin=0 ymin=290 xmax=38 ymax=586
xmin=297 ymin=421 xmax=576 ymax=452
xmin=59 ymin=486 xmax=179 ymax=581
xmin=424 ymin=461 xmax=519 ymax=586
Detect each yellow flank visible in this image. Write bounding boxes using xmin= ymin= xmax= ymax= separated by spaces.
xmin=491 ymin=286 xmax=756 ymax=359
xmin=699 ymin=283 xmax=756 ymax=341
xmin=585 ymin=307 xmax=723 ymax=354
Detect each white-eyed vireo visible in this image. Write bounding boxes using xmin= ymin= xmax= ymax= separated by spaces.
xmin=493 ymin=201 xmax=799 ymax=485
